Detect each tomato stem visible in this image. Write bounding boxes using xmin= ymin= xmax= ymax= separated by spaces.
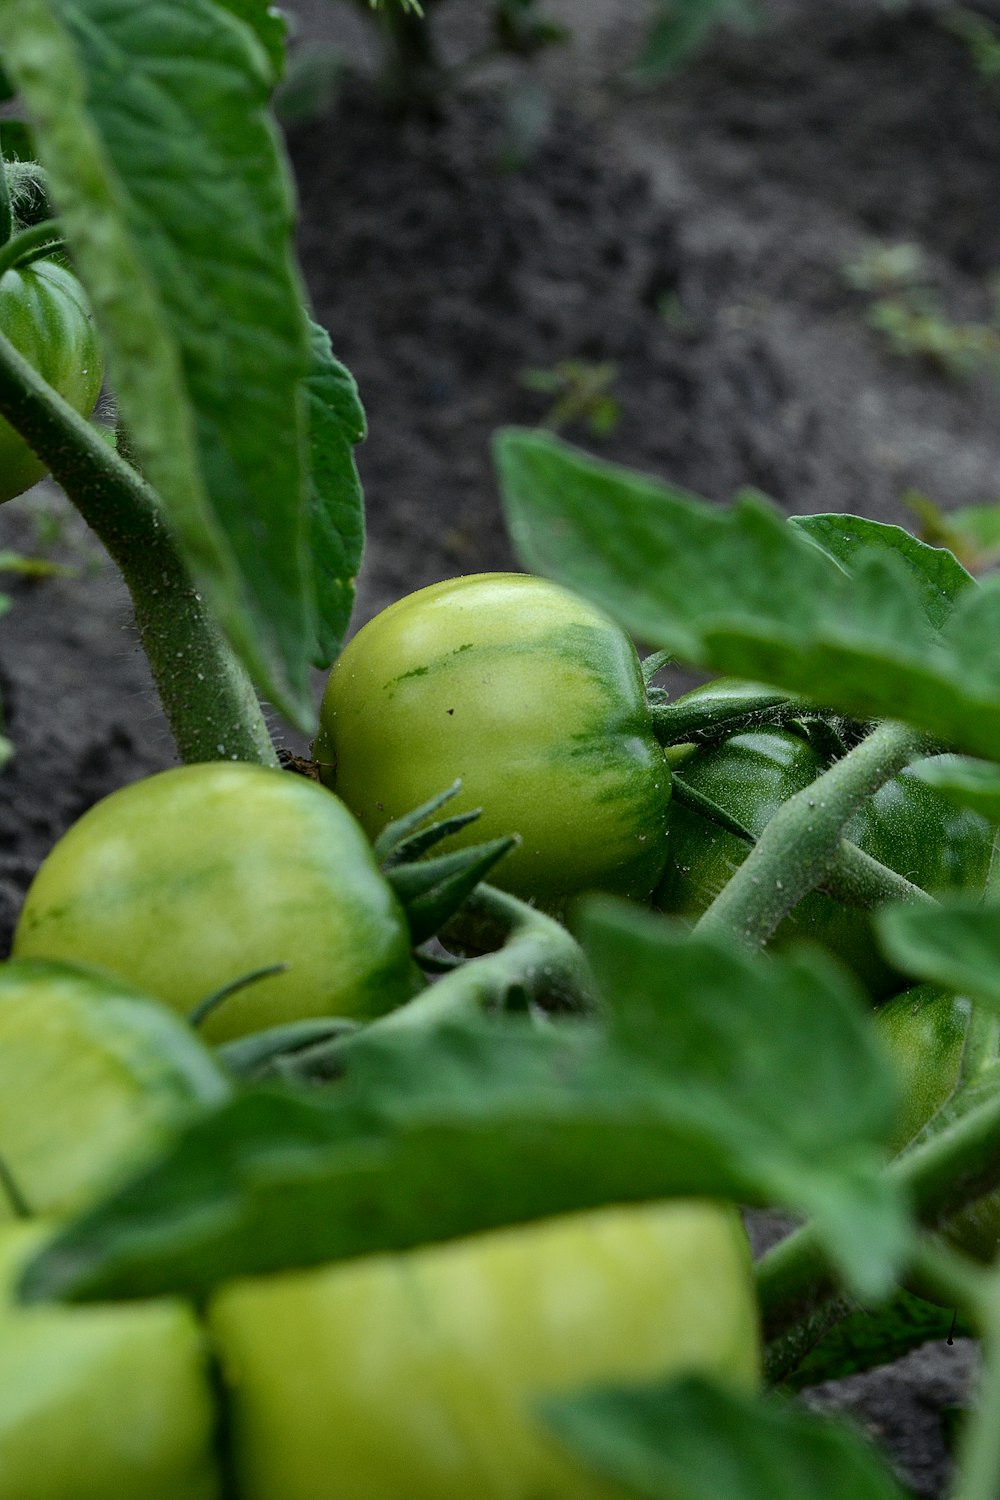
xmin=649 ymin=692 xmax=815 ymax=745
xmin=343 ymin=886 xmax=593 ymax=1055
xmin=0 ymin=220 xmax=62 ymax=279
xmin=693 ymin=720 xmax=932 ymax=951
xmin=0 ymin=325 xmax=279 ymax=765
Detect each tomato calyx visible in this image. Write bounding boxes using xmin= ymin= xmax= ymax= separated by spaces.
xmin=375 ymin=780 xmax=520 ymax=947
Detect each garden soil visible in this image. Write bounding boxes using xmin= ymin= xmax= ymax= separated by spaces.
xmin=1 ymin=0 xmax=998 ymax=1490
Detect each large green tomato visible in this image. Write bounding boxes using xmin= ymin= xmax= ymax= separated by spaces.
xmin=0 ymin=259 xmax=103 ymax=502
xmin=210 ymin=1201 xmax=759 ymax=1500
xmin=655 ymin=727 xmax=992 ymax=997
xmin=13 ymin=763 xmax=415 ymax=1043
xmin=0 ymin=958 xmax=228 ymax=1223
xmin=314 ymin=573 xmax=672 ymax=913
xmin=0 ymin=1222 xmax=219 ymax=1500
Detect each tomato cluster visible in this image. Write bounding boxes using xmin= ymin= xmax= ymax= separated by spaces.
xmin=5 ymin=569 xmax=996 ymax=1490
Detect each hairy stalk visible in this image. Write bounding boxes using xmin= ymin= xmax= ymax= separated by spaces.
xmin=0 ymin=327 xmax=277 ymax=765
xmin=0 ymin=220 xmax=62 ymax=278
xmin=694 ymin=720 xmax=931 ymax=950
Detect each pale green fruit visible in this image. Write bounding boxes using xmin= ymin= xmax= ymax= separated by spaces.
xmin=0 ymin=959 xmax=228 ymax=1223
xmin=0 ymin=1223 xmax=219 ymax=1500
xmin=211 ymin=1200 xmax=759 ymax=1500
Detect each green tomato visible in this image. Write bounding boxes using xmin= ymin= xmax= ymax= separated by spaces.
xmin=314 ymin=573 xmax=672 ymax=913
xmin=13 ymin=763 xmax=415 ymax=1043
xmin=0 ymin=1222 xmax=219 ymax=1500
xmin=0 ymin=258 xmax=103 ymax=502
xmin=873 ymin=986 xmax=1000 ymax=1265
xmin=210 ymin=1201 xmax=759 ymax=1500
xmin=0 ymin=958 xmax=228 ymax=1223
xmin=656 ymin=726 xmax=992 ymax=997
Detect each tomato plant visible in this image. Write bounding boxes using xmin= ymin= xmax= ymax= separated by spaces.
xmin=210 ymin=1201 xmax=759 ymax=1500
xmin=656 ymin=725 xmax=993 ymax=996
xmin=8 ymin=4 xmax=1000 ymax=1496
xmin=313 ymin=572 xmax=672 ymax=913
xmin=12 ymin=763 xmax=416 ymax=1044
xmin=0 ymin=257 xmax=102 ymax=503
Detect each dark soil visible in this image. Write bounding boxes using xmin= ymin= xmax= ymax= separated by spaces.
xmin=3 ymin=1 xmax=1000 ymax=1491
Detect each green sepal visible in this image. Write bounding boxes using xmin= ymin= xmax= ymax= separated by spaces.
xmin=374 ymin=780 xmax=475 ymax=864
xmin=386 ymin=836 xmax=519 ymax=946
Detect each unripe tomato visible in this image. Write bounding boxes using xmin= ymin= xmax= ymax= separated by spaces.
xmin=314 ymin=573 xmax=672 ymax=913
xmin=0 ymin=958 xmax=228 ymax=1223
xmin=874 ymin=986 xmax=1000 ymax=1264
xmin=0 ymin=1222 xmax=219 ymax=1500
xmin=210 ymin=1201 xmax=759 ymax=1500
xmin=0 ymin=258 xmax=103 ymax=502
xmin=656 ymin=728 xmax=992 ymax=998
xmin=13 ymin=763 xmax=416 ymax=1043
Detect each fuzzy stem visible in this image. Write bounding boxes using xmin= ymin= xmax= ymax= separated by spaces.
xmin=0 ymin=326 xmax=277 ymax=765
xmin=0 ymin=220 xmax=62 ymax=278
xmin=694 ymin=721 xmax=931 ymax=951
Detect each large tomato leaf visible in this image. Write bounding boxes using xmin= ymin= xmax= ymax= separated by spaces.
xmin=304 ymin=320 xmax=365 ymax=668
xmin=542 ymin=1377 xmax=907 ymax=1500
xmin=19 ymin=908 xmax=906 ymax=1305
xmin=495 ymin=428 xmax=1000 ymax=762
xmin=213 ymin=0 xmax=288 ymax=81
xmin=2 ymin=0 xmax=317 ymax=728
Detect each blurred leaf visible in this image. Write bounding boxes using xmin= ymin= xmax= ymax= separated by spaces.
xmin=632 ymin=0 xmax=761 ymax=80
xmin=878 ymin=898 xmax=1000 ymax=1005
xmin=783 ymin=1289 xmax=971 ymax=1393
xmin=912 ymin=755 xmax=1000 ymax=823
xmin=4 ymin=0 xmax=317 ymax=727
xmin=495 ymin=428 xmax=1000 ymax=761
xmin=20 ymin=906 xmax=905 ymax=1305
xmin=303 ymin=322 xmax=366 ymax=667
xmin=213 ymin=0 xmax=288 ymax=81
xmin=543 ymin=1376 xmax=906 ymax=1500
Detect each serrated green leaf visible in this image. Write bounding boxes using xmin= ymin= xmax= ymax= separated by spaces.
xmin=877 ymin=898 xmax=1000 ymax=1005
xmin=213 ymin=0 xmax=287 ymax=81
xmin=303 ymin=321 xmax=366 ymax=667
xmin=19 ymin=905 xmax=907 ymax=1305
xmin=3 ymin=0 xmax=316 ymax=727
xmin=580 ymin=901 xmax=907 ymax=1301
xmin=912 ymin=755 xmax=1000 ymax=822
xmin=791 ymin=513 xmax=973 ymax=630
xmin=783 ymin=1289 xmax=971 ymax=1393
xmin=495 ymin=428 xmax=1000 ymax=760
xmin=542 ymin=1376 xmax=907 ymax=1500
